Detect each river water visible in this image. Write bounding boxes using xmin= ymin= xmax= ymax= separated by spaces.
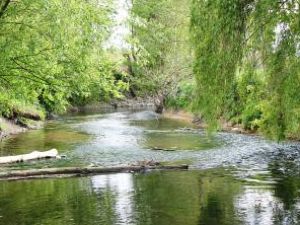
xmin=0 ymin=109 xmax=300 ymax=225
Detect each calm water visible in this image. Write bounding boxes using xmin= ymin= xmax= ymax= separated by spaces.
xmin=0 ymin=109 xmax=300 ymax=225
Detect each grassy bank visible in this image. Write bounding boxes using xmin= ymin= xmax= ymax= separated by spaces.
xmin=164 ymin=80 xmax=258 ymax=136
xmin=0 ymin=101 xmax=45 ymax=139
xmin=163 ymin=109 xmax=249 ymax=135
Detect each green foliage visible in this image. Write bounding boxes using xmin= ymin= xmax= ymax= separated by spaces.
xmin=191 ymin=0 xmax=250 ymax=131
xmin=0 ymin=0 xmax=125 ymax=117
xmin=0 ymin=92 xmax=45 ymax=120
xmin=0 ymin=94 xmax=13 ymax=118
xmin=127 ymin=0 xmax=192 ymax=98
xmin=235 ymin=67 xmax=265 ymax=130
xmin=191 ymin=0 xmax=300 ymax=139
xmin=165 ymin=80 xmax=196 ymax=110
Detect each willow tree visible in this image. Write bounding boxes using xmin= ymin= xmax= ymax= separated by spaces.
xmin=191 ymin=0 xmax=300 ymax=140
xmin=0 ymin=0 xmax=124 ymax=117
xmin=127 ymin=0 xmax=192 ymax=113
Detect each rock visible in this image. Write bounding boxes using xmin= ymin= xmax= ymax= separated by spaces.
xmin=232 ymin=127 xmax=242 ymax=133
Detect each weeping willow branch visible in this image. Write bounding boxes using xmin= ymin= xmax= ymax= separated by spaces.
xmin=0 ymin=0 xmax=11 ymax=18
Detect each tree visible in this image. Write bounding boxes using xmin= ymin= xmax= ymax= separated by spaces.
xmin=0 ymin=0 xmax=125 ymax=117
xmin=127 ymin=0 xmax=192 ymax=113
xmin=191 ymin=0 xmax=300 ymax=139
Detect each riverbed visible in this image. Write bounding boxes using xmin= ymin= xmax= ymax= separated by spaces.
xmin=0 ymin=109 xmax=300 ymax=225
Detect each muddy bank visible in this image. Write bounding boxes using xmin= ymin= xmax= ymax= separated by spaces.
xmin=0 ymin=117 xmax=27 ymax=139
xmin=0 ymin=117 xmax=43 ymax=141
xmin=163 ymin=109 xmax=253 ymax=135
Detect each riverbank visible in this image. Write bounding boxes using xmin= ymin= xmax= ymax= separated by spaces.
xmin=0 ymin=99 xmax=153 ymax=141
xmin=0 ymin=117 xmax=27 ymax=140
xmin=0 ymin=117 xmax=44 ymax=140
xmin=68 ymin=98 xmax=155 ymax=113
xmin=0 ymin=111 xmax=44 ymax=141
xmin=163 ymin=109 xmax=251 ymax=135
xmin=0 ymin=97 xmax=258 ymax=142
xmin=163 ymin=109 xmax=300 ymax=142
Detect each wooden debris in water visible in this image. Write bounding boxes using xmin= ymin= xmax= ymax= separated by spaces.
xmin=0 ymin=164 xmax=189 ymax=180
xmin=151 ymin=147 xmax=176 ymax=151
xmin=0 ymin=149 xmax=59 ymax=164
xmin=135 ymin=159 xmax=161 ymax=166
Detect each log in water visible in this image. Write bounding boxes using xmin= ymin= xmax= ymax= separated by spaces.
xmin=0 ymin=149 xmax=59 ymax=164
xmin=0 ymin=164 xmax=189 ymax=180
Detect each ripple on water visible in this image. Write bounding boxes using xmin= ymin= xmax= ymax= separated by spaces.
xmin=1 ymin=110 xmax=300 ymax=224
xmin=2 ymin=110 xmax=300 ymax=173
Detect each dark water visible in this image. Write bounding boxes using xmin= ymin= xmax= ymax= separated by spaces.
xmin=1 ymin=109 xmax=300 ymax=225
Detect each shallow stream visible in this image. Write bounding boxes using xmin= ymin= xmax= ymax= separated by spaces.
xmin=0 ymin=109 xmax=300 ymax=225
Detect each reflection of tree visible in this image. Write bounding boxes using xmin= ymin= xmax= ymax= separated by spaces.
xmin=0 ymin=125 xmax=89 ymax=156
xmin=200 ymin=194 xmax=223 ymax=223
xmin=268 ymin=152 xmax=300 ymax=225
xmin=274 ymin=177 xmax=298 ymax=210
xmin=133 ymin=170 xmax=242 ymax=225
xmin=133 ymin=171 xmax=200 ymax=225
xmin=0 ymin=177 xmax=117 ymax=225
xmin=197 ymin=173 xmax=242 ymax=225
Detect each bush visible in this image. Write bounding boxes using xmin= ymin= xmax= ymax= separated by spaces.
xmin=165 ymin=81 xmax=196 ymax=110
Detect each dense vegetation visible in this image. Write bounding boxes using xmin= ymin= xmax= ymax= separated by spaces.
xmin=1 ymin=0 xmax=299 ymax=140
xmin=126 ymin=0 xmax=192 ymax=113
xmin=0 ymin=0 xmax=126 ymax=122
xmin=127 ymin=0 xmax=300 ymax=140
xmin=191 ymin=0 xmax=300 ymax=140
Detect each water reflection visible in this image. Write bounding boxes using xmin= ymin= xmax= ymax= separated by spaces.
xmin=1 ymin=110 xmax=300 ymax=224
xmin=236 ymin=187 xmax=277 ymax=224
xmin=235 ymin=148 xmax=300 ymax=225
xmin=268 ymin=151 xmax=300 ymax=225
xmin=236 ymin=184 xmax=300 ymax=225
xmin=141 ymin=131 xmax=218 ymax=151
xmin=0 ymin=122 xmax=89 ymax=156
xmin=0 ymin=170 xmax=300 ymax=224
xmin=91 ymin=173 xmax=134 ymax=224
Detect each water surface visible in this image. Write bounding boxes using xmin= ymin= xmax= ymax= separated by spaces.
xmin=0 ymin=109 xmax=300 ymax=225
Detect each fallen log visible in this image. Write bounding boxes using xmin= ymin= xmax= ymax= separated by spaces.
xmin=151 ymin=147 xmax=176 ymax=151
xmin=0 ymin=149 xmax=59 ymax=164
xmin=0 ymin=164 xmax=189 ymax=180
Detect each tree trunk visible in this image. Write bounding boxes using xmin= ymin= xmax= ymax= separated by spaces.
xmin=0 ymin=149 xmax=58 ymax=164
xmin=154 ymin=94 xmax=165 ymax=114
xmin=0 ymin=164 xmax=189 ymax=180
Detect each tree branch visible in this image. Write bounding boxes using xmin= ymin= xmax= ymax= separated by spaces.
xmin=0 ymin=0 xmax=11 ymax=18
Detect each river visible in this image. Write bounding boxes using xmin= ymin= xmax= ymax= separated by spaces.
xmin=0 ymin=109 xmax=300 ymax=225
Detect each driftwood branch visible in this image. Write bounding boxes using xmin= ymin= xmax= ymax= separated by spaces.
xmin=0 ymin=149 xmax=58 ymax=164
xmin=0 ymin=164 xmax=189 ymax=180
